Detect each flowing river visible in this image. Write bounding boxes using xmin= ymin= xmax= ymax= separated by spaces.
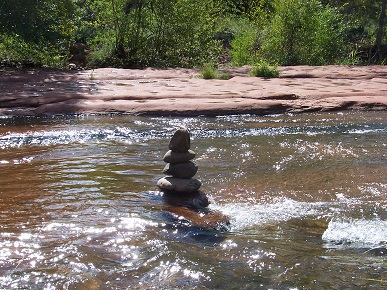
xmin=0 ymin=112 xmax=386 ymax=289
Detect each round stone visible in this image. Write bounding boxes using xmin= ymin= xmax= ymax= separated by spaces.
xmin=169 ymin=128 xmax=190 ymax=152
xmin=157 ymin=177 xmax=201 ymax=193
xmin=163 ymin=161 xmax=198 ymax=179
xmin=163 ymin=150 xmax=196 ymax=164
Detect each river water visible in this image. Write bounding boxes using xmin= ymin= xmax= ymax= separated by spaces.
xmin=0 ymin=112 xmax=386 ymax=289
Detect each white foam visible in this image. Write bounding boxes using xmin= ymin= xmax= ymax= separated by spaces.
xmin=322 ymin=218 xmax=387 ymax=247
xmin=0 ymin=127 xmax=137 ymax=149
xmin=211 ymin=198 xmax=323 ymax=231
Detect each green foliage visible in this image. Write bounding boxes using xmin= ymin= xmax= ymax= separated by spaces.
xmin=261 ymin=0 xmax=346 ymax=65
xmin=86 ymin=0 xmax=222 ymax=68
xmin=0 ymin=0 xmax=386 ymax=68
xmin=324 ymin=0 xmax=382 ymax=44
xmin=200 ymin=64 xmax=231 ymax=79
xmin=221 ymin=1 xmax=271 ymax=66
xmin=249 ymin=61 xmax=279 ymax=78
xmin=0 ymin=34 xmax=66 ymax=67
xmin=201 ymin=64 xmax=218 ymax=79
xmin=0 ymin=0 xmax=73 ymax=67
xmin=0 ymin=0 xmax=74 ymax=43
xmin=229 ymin=18 xmax=259 ymax=66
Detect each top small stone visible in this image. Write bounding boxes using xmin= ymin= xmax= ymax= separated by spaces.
xmin=168 ymin=128 xmax=190 ymax=152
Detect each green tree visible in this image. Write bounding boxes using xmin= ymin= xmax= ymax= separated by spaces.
xmin=261 ymin=0 xmax=345 ymax=65
xmin=86 ymin=0 xmax=222 ymax=68
xmin=322 ymin=0 xmax=386 ymax=63
xmin=374 ymin=0 xmax=386 ymax=63
xmin=0 ymin=0 xmax=74 ymax=66
xmin=0 ymin=0 xmax=74 ymax=43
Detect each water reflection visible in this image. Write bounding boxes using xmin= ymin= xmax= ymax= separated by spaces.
xmin=0 ymin=112 xmax=386 ymax=289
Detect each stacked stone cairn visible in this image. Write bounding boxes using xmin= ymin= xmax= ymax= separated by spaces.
xmin=157 ymin=128 xmax=210 ymax=208
xmin=157 ymin=128 xmax=201 ymax=193
xmin=157 ymin=128 xmax=230 ymax=230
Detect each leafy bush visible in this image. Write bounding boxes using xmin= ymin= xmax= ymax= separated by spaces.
xmin=0 ymin=0 xmax=73 ymax=68
xmin=0 ymin=34 xmax=66 ymax=67
xmin=228 ymin=18 xmax=260 ymax=66
xmin=230 ymin=29 xmax=258 ymax=66
xmin=249 ymin=61 xmax=279 ymax=78
xmin=0 ymin=0 xmax=384 ymax=68
xmin=261 ymin=0 xmax=346 ymax=65
xmin=200 ymin=64 xmax=217 ymax=79
xmin=200 ymin=64 xmax=231 ymax=80
xmin=86 ymin=0 xmax=222 ymax=68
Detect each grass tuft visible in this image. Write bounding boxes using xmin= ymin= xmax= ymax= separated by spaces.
xmin=200 ymin=64 xmax=231 ymax=80
xmin=249 ymin=62 xmax=279 ymax=78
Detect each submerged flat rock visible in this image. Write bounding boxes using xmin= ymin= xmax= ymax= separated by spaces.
xmin=163 ymin=206 xmax=231 ymax=231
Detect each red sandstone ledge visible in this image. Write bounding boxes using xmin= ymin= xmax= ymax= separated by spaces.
xmin=1 ymin=65 xmax=387 ymax=117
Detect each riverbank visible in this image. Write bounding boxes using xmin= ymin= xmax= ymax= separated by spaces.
xmin=1 ymin=65 xmax=387 ymax=117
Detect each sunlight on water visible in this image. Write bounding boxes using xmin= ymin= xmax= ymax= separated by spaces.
xmin=211 ymin=198 xmax=325 ymax=231
xmin=274 ymin=140 xmax=359 ymax=171
xmin=0 ymin=127 xmax=137 ymax=149
xmin=0 ymin=112 xmax=386 ymax=289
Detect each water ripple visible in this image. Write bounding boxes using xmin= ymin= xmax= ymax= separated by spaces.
xmin=211 ymin=198 xmax=327 ymax=231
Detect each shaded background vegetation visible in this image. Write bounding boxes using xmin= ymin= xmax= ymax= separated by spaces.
xmin=0 ymin=0 xmax=386 ymax=68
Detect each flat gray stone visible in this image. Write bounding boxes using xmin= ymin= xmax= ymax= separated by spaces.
xmin=163 ymin=150 xmax=196 ymax=164
xmin=157 ymin=177 xmax=201 ymax=193
xmin=163 ymin=161 xmax=198 ymax=178
xmin=169 ymin=128 xmax=190 ymax=152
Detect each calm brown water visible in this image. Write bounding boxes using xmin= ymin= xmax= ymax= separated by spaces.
xmin=0 ymin=112 xmax=386 ymax=289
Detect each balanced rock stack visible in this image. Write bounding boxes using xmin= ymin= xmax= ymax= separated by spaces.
xmin=156 ymin=128 xmax=230 ymax=231
xmin=157 ymin=129 xmax=202 ymax=194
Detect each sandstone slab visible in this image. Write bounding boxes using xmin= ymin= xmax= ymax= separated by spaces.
xmin=2 ymin=66 xmax=386 ymax=117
